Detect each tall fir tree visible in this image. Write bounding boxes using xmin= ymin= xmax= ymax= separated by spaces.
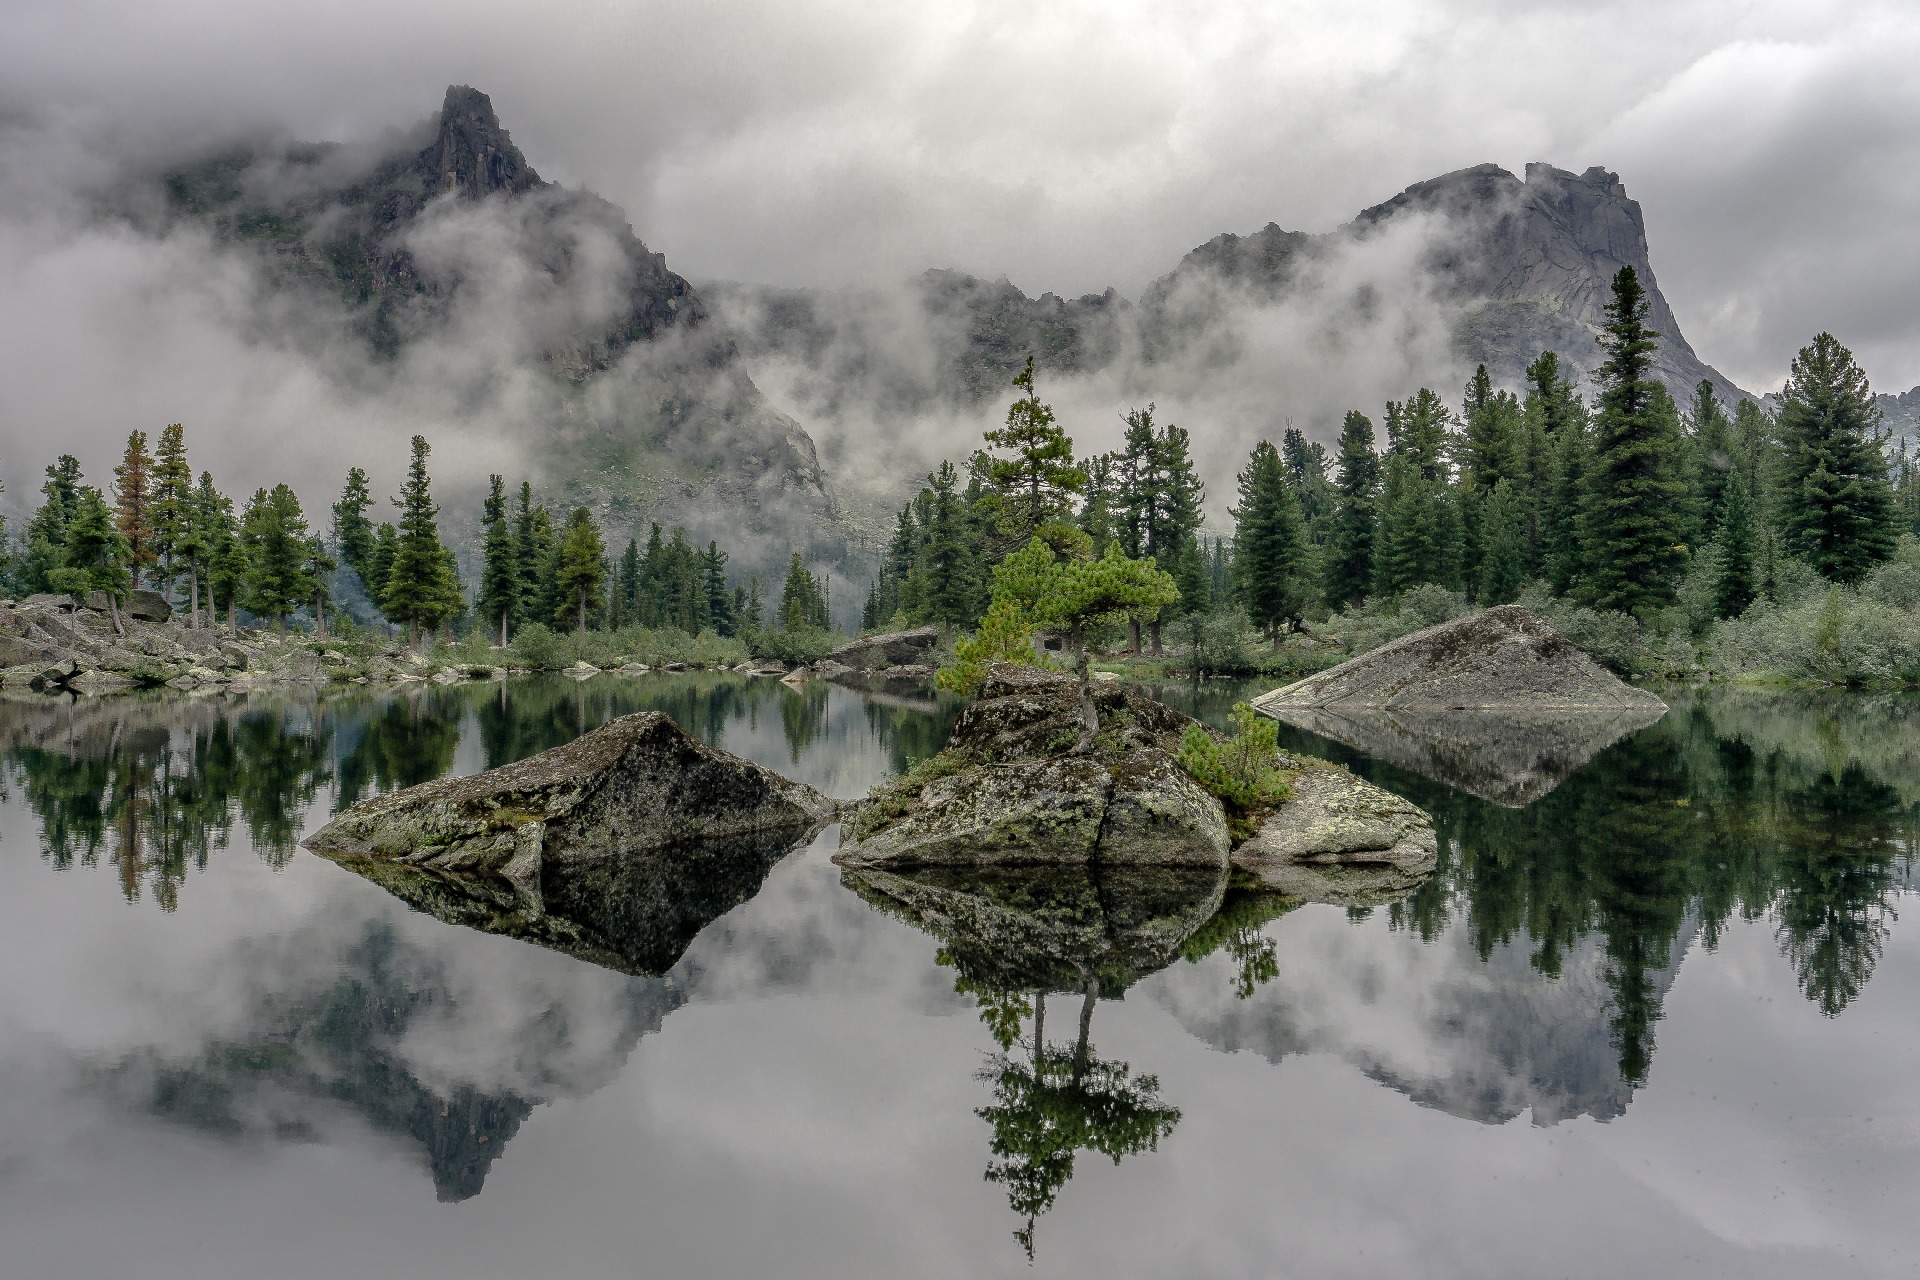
xmin=1715 ymin=479 xmax=1757 ymax=619
xmin=777 ymin=553 xmax=829 ymax=630
xmin=1324 ymin=410 xmax=1381 ymax=608
xmin=703 ymin=542 xmax=734 ymax=636
xmin=1231 ymin=440 xmax=1309 ymax=643
xmin=382 ymin=435 xmax=459 ymax=645
xmin=239 ymin=484 xmax=314 ymax=632
xmin=976 ymin=356 xmax=1085 ymax=543
xmin=921 ymin=460 xmax=977 ymax=639
xmin=553 ymin=507 xmax=607 ymax=636
xmin=55 ymin=488 xmax=132 ymax=633
xmin=332 ymin=467 xmax=378 ymax=587
xmin=1580 ymin=267 xmax=1689 ymax=615
xmin=476 ymin=475 xmax=518 ymax=646
xmin=1686 ymin=381 xmax=1735 ymax=541
xmin=1476 ymin=478 xmax=1529 ymax=605
xmin=21 ymin=455 xmax=85 ymax=594
xmin=111 ymin=430 xmax=157 ymax=588
xmin=1773 ymin=332 xmax=1896 ymax=582
xmin=149 ymin=423 xmax=193 ymax=602
xmin=198 ymin=474 xmax=245 ymax=629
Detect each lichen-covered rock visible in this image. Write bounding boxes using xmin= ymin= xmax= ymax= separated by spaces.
xmin=838 ymin=754 xmax=1113 ymax=868
xmin=1099 ymin=750 xmax=1231 ymax=866
xmin=1255 ymin=605 xmax=1667 ymax=712
xmin=823 ymin=625 xmax=939 ymax=671
xmin=1232 ymin=764 xmax=1436 ymax=901
xmin=304 ymin=711 xmax=835 ymax=880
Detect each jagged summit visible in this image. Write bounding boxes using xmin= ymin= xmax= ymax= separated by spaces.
xmin=419 ymin=85 xmax=543 ymax=199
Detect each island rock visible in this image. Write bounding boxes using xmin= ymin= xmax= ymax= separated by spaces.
xmin=304 ymin=711 xmax=835 ymax=882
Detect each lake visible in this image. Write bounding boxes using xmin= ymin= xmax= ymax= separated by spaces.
xmin=1 ymin=673 xmax=1916 ymax=1278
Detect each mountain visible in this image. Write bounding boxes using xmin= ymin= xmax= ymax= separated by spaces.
xmin=152 ymin=86 xmax=849 ymax=566
xmin=710 ymin=162 xmax=1757 ymax=474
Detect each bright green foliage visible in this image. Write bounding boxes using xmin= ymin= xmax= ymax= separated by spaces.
xmin=476 ymin=475 xmax=517 ymax=644
xmin=977 ymin=356 xmax=1085 ymax=542
xmin=20 ymin=455 xmax=85 ymax=593
xmin=149 ymin=423 xmax=193 ymax=596
xmin=111 ymin=430 xmax=156 ymax=586
xmin=331 ymin=467 xmax=377 ymax=587
xmin=552 ymin=506 xmax=607 ymax=636
xmin=1580 ymin=267 xmax=1690 ymax=615
xmin=1324 ymin=410 xmax=1380 ymax=608
xmin=52 ymin=487 xmax=132 ymax=615
xmin=1774 ymin=332 xmax=1897 ymax=583
xmin=239 ymin=483 xmax=314 ymax=629
xmin=1231 ymin=440 xmax=1310 ymax=639
xmin=1176 ymin=703 xmax=1293 ymax=838
xmin=1716 ymin=479 xmax=1757 ymax=618
xmin=381 ymin=435 xmax=460 ymax=642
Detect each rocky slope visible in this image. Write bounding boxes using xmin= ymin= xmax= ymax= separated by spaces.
xmin=152 ymin=86 xmax=845 ymax=557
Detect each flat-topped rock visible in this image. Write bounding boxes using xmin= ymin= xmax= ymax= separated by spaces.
xmin=305 ymin=711 xmax=835 ymax=880
xmin=823 ymin=625 xmax=940 ymax=670
xmin=1255 ymin=605 xmax=1666 ymax=712
xmin=1233 ymin=765 xmax=1436 ymax=902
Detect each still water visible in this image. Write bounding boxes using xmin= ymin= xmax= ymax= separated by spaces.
xmin=1 ymin=674 xmax=1916 ymax=1278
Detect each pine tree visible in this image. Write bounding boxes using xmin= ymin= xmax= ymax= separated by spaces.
xmin=198 ymin=475 xmax=245 ymax=630
xmin=511 ymin=482 xmax=545 ymax=630
xmin=777 ymin=554 xmax=829 ymax=630
xmin=617 ymin=538 xmax=642 ymax=626
xmin=332 ymin=467 xmax=378 ymax=587
xmin=175 ymin=471 xmax=216 ymax=628
xmin=149 ymin=423 xmax=193 ymax=603
xmin=1231 ymin=440 xmax=1309 ymax=643
xmin=383 ymin=435 xmax=459 ymax=645
xmin=1580 ymin=267 xmax=1689 ymax=615
xmin=1281 ymin=424 xmax=1334 ymax=532
xmin=1373 ymin=452 xmax=1457 ymax=595
xmin=1715 ymin=479 xmax=1757 ymax=618
xmin=553 ymin=507 xmax=607 ymax=637
xmin=1080 ymin=454 xmax=1117 ymax=555
xmin=1324 ymin=410 xmax=1380 ymax=609
xmin=1148 ymin=421 xmax=1207 ymax=651
xmin=921 ymin=460 xmax=976 ymax=640
xmin=703 ymin=542 xmax=733 ymax=636
xmin=111 ymin=430 xmax=157 ymax=588
xmin=240 ymin=484 xmax=314 ymax=632
xmin=637 ymin=522 xmax=668 ymax=626
xmin=21 ymin=455 xmax=84 ymax=594
xmin=1773 ymin=332 xmax=1896 ymax=583
xmin=977 ymin=356 xmax=1085 ymax=542
xmin=54 ymin=488 xmax=132 ymax=633
xmin=1477 ymin=478 xmax=1529 ymax=604
xmin=304 ymin=537 xmax=337 ymax=636
xmin=364 ymin=523 xmax=398 ymax=628
xmin=476 ymin=475 xmax=517 ymax=646
xmin=1686 ymin=382 xmax=1735 ymax=541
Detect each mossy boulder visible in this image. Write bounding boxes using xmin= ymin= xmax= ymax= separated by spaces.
xmin=1232 ymin=764 xmax=1436 ymax=901
xmin=305 ymin=711 xmax=835 ymax=881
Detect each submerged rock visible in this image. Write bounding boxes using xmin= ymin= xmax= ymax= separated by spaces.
xmin=304 ymin=711 xmax=835 ymax=880
xmin=1233 ymin=765 xmax=1436 ymax=903
xmin=1255 ymin=605 xmax=1667 ymax=712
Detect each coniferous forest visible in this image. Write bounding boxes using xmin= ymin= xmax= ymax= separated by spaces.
xmin=6 ymin=268 xmax=1918 ymax=683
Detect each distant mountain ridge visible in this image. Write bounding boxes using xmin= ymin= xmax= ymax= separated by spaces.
xmin=711 ymin=161 xmax=1758 ymax=440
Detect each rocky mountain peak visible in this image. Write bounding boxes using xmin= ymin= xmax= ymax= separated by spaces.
xmin=416 ymin=85 xmax=543 ymax=199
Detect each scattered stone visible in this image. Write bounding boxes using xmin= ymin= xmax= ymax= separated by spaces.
xmin=563 ymin=661 xmax=601 ymax=681
xmin=779 ymin=668 xmax=809 ymax=686
xmin=124 ymin=590 xmax=172 ymax=623
xmin=616 ymin=663 xmax=651 ymax=676
xmin=303 ymin=711 xmax=836 ymax=882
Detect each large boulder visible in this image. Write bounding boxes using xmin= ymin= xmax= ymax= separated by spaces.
xmin=304 ymin=711 xmax=836 ymax=881
xmin=124 ymin=589 xmax=172 ymax=623
xmin=823 ymin=625 xmax=940 ymax=670
xmin=1254 ymin=605 xmax=1667 ymax=712
xmin=836 ymin=664 xmax=1229 ymax=871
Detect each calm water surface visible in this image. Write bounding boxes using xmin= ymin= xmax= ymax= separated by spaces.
xmin=1 ymin=674 xmax=1916 ymax=1278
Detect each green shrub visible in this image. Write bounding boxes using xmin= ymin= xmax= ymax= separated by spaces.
xmin=748 ymin=626 xmax=837 ymax=665
xmin=1177 ymin=703 xmax=1293 ymax=840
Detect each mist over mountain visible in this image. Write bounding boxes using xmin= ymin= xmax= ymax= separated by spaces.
xmin=710 ymin=160 xmax=1759 ymax=516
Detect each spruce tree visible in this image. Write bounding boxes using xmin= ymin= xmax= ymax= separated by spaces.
xmin=618 ymin=538 xmax=642 ymax=626
xmin=704 ymin=542 xmax=733 ymax=636
xmin=1580 ymin=266 xmax=1689 ymax=615
xmin=1477 ymin=478 xmax=1529 ymax=604
xmin=1460 ymin=365 xmax=1523 ymax=491
xmin=553 ymin=507 xmax=607 ymax=637
xmin=1715 ymin=480 xmax=1757 ymax=618
xmin=1079 ymin=454 xmax=1117 ymax=554
xmin=175 ymin=471 xmax=216 ymax=628
xmin=364 ymin=524 xmax=398 ymax=628
xmin=921 ymin=460 xmax=977 ymax=639
xmin=1774 ymin=332 xmax=1896 ymax=582
xmin=1149 ymin=422 xmax=1207 ymax=650
xmin=304 ymin=537 xmax=337 ymax=636
xmin=111 ymin=430 xmax=157 ymax=588
xmin=1231 ymin=440 xmax=1309 ymax=643
xmin=511 ymin=482 xmax=544 ymax=629
xmin=382 ymin=435 xmax=458 ymax=645
xmin=476 ymin=475 xmax=518 ymax=646
xmin=331 ymin=467 xmax=377 ymax=586
xmin=240 ymin=484 xmax=314 ymax=632
xmin=1281 ymin=424 xmax=1334 ymax=531
xmin=977 ymin=356 xmax=1085 ymax=542
xmin=54 ymin=488 xmax=132 ymax=633
xmin=197 ymin=475 xmax=245 ymax=630
xmin=150 ymin=423 xmax=193 ymax=603
xmin=1686 ymin=382 xmax=1734 ymax=540
xmin=777 ymin=554 xmax=828 ymax=630
xmin=1373 ymin=453 xmax=1457 ymax=595
xmin=1324 ymin=410 xmax=1380 ymax=609
xmin=21 ymin=455 xmax=84 ymax=593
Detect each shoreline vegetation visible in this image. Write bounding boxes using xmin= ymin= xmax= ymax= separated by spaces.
xmin=4 ymin=267 xmax=1917 ymax=694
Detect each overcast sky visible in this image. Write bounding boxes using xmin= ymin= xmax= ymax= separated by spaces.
xmin=6 ymin=0 xmax=1918 ymax=396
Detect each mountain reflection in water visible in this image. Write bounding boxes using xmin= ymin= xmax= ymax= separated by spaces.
xmin=1 ymin=675 xmax=1915 ymax=1271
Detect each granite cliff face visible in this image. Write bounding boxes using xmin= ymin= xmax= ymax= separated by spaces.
xmin=156 ymin=86 xmax=839 ymax=551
